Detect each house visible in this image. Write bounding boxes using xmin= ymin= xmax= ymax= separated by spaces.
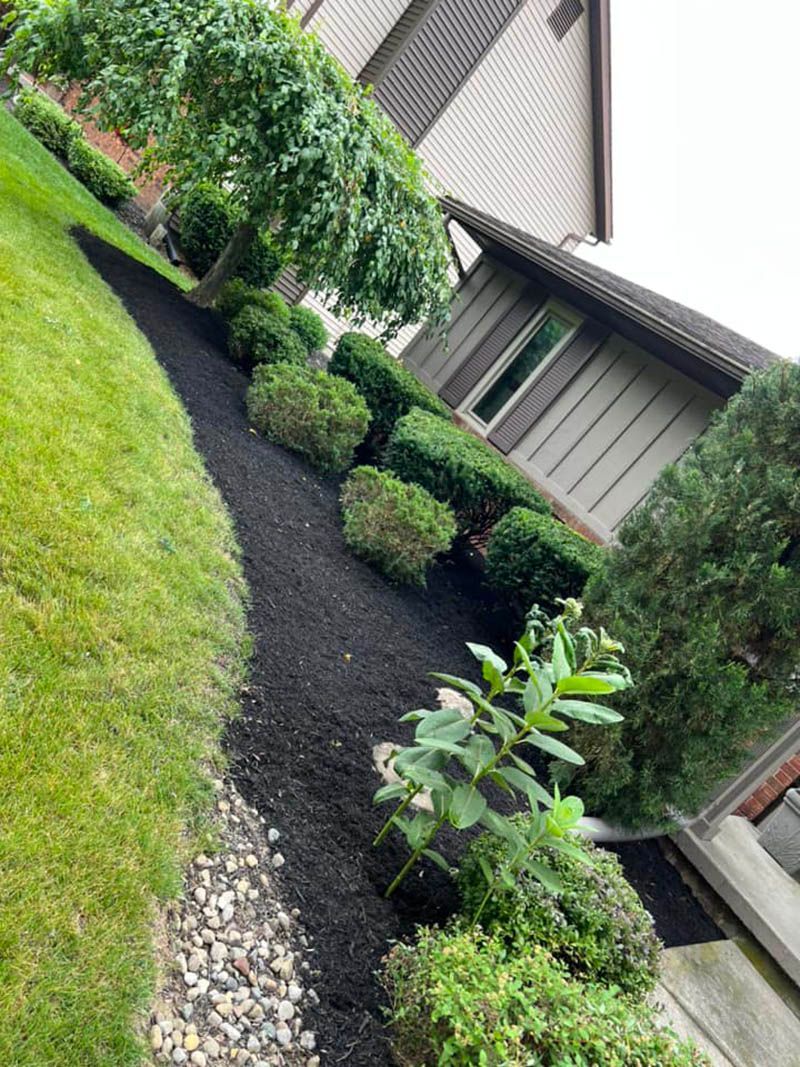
xmin=282 ymin=0 xmax=612 ymax=348
xmin=403 ymin=196 xmax=776 ymax=543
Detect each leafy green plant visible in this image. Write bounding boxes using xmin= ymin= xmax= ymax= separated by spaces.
xmin=288 ymin=305 xmax=328 ymax=355
xmin=340 ymin=466 xmax=456 ymax=586
xmin=571 ymin=361 xmax=800 ymax=828
xmin=246 ymin=363 xmax=370 ymax=473
xmin=374 ymin=602 xmax=629 ymax=900
xmin=14 ymin=88 xmax=80 ymax=156
xmin=383 ymin=926 xmax=708 ymax=1067
xmin=65 ymin=136 xmax=136 ymax=203
xmin=487 ymin=507 xmax=604 ymax=621
xmin=229 ymin=306 xmax=305 ymax=370
xmin=384 ymin=407 xmax=549 ymax=543
xmin=329 ymin=332 xmax=449 ymax=449
xmin=215 ymin=280 xmax=290 ymax=324
xmin=459 ymin=831 xmax=661 ymax=998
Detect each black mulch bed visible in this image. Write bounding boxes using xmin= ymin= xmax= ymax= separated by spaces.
xmin=77 ymin=229 xmax=723 ymax=1065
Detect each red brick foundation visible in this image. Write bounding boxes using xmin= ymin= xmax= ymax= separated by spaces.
xmin=734 ymin=753 xmax=800 ymax=821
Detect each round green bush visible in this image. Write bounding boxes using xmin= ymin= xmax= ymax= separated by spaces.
xmin=384 ymin=407 xmax=549 ymax=543
xmin=383 ymin=925 xmax=707 ymax=1067
xmin=65 ymin=137 xmax=137 ymax=203
xmin=14 ymin=89 xmax=80 ymax=156
xmin=216 ymin=281 xmax=290 ymax=324
xmin=340 ymin=466 xmax=456 ymax=586
xmin=486 ymin=506 xmax=604 ymax=618
xmin=329 ymin=332 xmax=449 ymax=448
xmin=229 ymin=307 xmax=306 ymax=369
xmin=458 ymin=829 xmax=661 ymax=999
xmin=288 ymin=306 xmax=328 ymax=354
xmin=237 ymin=229 xmax=285 ymax=289
xmin=246 ymin=364 xmax=370 ymax=473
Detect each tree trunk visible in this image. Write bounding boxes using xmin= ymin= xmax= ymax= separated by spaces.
xmin=186 ymin=221 xmax=256 ymax=307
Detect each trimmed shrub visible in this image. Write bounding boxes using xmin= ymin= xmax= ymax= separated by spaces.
xmin=65 ymin=137 xmax=137 ymax=203
xmin=180 ymin=183 xmax=284 ymax=285
xmin=288 ymin=305 xmax=328 ymax=354
xmin=14 ymin=89 xmax=80 ymax=156
xmin=458 ymin=829 xmax=661 ymax=999
xmin=572 ymin=362 xmax=800 ymax=828
xmin=229 ymin=307 xmax=306 ymax=370
xmin=384 ymin=407 xmax=549 ymax=542
xmin=246 ymin=364 xmax=370 ymax=473
xmin=383 ymin=926 xmax=707 ymax=1067
xmin=486 ymin=506 xmax=603 ymax=618
xmin=340 ymin=466 xmax=456 ymax=585
xmin=216 ymin=281 xmax=290 ymax=324
xmin=329 ymin=332 xmax=449 ymax=447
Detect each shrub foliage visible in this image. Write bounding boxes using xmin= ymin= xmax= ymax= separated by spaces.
xmin=288 ymin=306 xmax=328 ymax=355
xmin=459 ymin=829 xmax=661 ymax=999
xmin=340 ymin=466 xmax=456 ymax=586
xmin=486 ymin=507 xmax=603 ymax=618
xmin=229 ymin=306 xmax=305 ymax=370
xmin=14 ymin=88 xmax=80 ymax=155
xmin=329 ymin=332 xmax=449 ymax=447
xmin=216 ymin=281 xmax=289 ymax=324
xmin=384 ymin=407 xmax=549 ymax=542
xmin=65 ymin=136 xmax=136 ymax=203
xmin=383 ymin=926 xmax=707 ymax=1067
xmin=573 ymin=362 xmax=800 ymax=827
xmin=246 ymin=364 xmax=370 ymax=473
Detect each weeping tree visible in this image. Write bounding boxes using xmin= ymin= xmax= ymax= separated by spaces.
xmin=564 ymin=360 xmax=800 ymax=829
xmin=3 ymin=0 xmax=453 ymax=332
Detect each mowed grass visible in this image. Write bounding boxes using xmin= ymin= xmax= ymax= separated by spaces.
xmin=0 ymin=108 xmax=246 ymax=1063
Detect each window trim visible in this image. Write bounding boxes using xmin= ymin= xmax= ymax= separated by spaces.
xmin=460 ymin=298 xmax=582 ymax=434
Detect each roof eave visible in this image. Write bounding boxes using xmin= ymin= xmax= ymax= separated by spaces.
xmin=588 ymin=0 xmax=613 ymax=243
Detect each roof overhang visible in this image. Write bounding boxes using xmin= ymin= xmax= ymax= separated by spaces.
xmin=588 ymin=0 xmax=613 ymax=242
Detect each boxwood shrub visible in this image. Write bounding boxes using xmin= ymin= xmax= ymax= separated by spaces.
xmin=288 ymin=306 xmax=328 ymax=355
xmin=340 ymin=466 xmax=456 ymax=586
xmin=486 ymin=506 xmax=604 ymax=617
xmin=14 ymin=89 xmax=81 ymax=156
xmin=246 ymin=364 xmax=370 ymax=473
xmin=458 ymin=828 xmax=661 ymax=999
xmin=65 ymin=137 xmax=137 ymax=203
xmin=384 ymin=407 xmax=549 ymax=542
xmin=383 ymin=926 xmax=707 ymax=1067
xmin=329 ymin=332 xmax=449 ymax=448
xmin=179 ymin=183 xmax=284 ymax=286
xmin=229 ymin=307 xmax=306 ymax=370
xmin=216 ymin=281 xmax=290 ymax=325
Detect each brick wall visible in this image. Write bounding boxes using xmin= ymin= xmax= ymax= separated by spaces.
xmin=734 ymin=753 xmax=800 ymax=821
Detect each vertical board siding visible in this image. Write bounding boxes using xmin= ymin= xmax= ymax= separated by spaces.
xmin=374 ymin=0 xmax=523 ymax=144
xmin=272 ymin=266 xmax=307 ymax=306
xmin=511 ymin=338 xmax=721 ymax=532
xmin=303 ymin=0 xmax=412 ymax=77
xmin=360 ymin=0 xmax=437 ymax=86
xmin=417 ymin=0 xmax=596 ymax=244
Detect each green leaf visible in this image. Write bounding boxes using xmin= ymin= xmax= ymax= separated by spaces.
xmin=406 ymin=810 xmax=436 ymax=849
xmin=429 ymin=672 xmax=481 ymax=697
xmin=448 ymin=784 xmax=487 ymax=829
xmin=415 ymin=708 xmax=468 ymax=735
xmin=496 ymin=765 xmax=537 ymax=794
xmin=547 ymin=836 xmax=593 ymax=865
xmin=422 ymin=847 xmax=450 ymax=872
xmin=555 ymin=675 xmax=617 ymax=696
xmin=524 ymin=858 xmax=562 ymax=894
xmin=552 ymin=699 xmax=624 ymax=724
xmin=581 ymin=671 xmax=630 ymax=691
xmin=551 ymin=630 xmax=572 ymax=682
xmin=526 ymin=731 xmax=585 ymax=765
xmin=486 ymin=706 xmax=516 ymax=743
xmin=416 ymin=736 xmax=466 ymax=756
xmin=398 ymin=709 xmax=432 ymax=723
xmin=393 ymin=745 xmax=446 ymax=776
xmin=478 ymin=855 xmax=495 ymax=887
xmin=372 ymin=782 xmax=407 ymax=805
xmin=404 ymin=764 xmax=449 ymax=791
xmin=416 ymin=711 xmax=472 ymax=745
xmin=460 ymin=734 xmax=496 ymax=775
xmin=466 ymin=643 xmax=508 ymax=676
xmin=553 ymin=794 xmax=585 ymax=826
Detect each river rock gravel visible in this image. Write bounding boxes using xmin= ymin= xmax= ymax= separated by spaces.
xmin=147 ymin=780 xmax=321 ymax=1067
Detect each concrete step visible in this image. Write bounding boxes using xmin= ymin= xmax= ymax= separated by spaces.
xmin=654 ymin=940 xmax=800 ymax=1067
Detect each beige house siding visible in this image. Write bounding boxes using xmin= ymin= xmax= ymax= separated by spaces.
xmin=297 ymin=0 xmax=412 ymax=78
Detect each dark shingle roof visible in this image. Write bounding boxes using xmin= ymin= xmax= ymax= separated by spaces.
xmin=442 ymin=197 xmax=779 ymax=381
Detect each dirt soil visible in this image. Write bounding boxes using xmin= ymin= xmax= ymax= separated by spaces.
xmin=77 ymin=230 xmax=722 ymax=1066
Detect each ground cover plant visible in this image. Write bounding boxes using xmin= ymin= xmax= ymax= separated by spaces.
xmin=246 ymin=362 xmax=370 ymax=472
xmin=385 ymin=407 xmax=550 ymax=543
xmin=383 ymin=926 xmax=709 ymax=1066
xmin=329 ymin=332 xmax=449 ymax=450
xmin=0 ymin=109 xmax=244 ymax=1065
xmin=459 ymin=831 xmax=661 ymax=998
xmin=572 ymin=360 xmax=800 ymax=828
xmin=340 ymin=466 xmax=457 ymax=586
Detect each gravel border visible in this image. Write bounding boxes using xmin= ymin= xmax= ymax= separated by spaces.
xmin=147 ymin=780 xmax=321 ymax=1067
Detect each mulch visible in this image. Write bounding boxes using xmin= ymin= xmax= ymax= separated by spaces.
xmin=76 ymin=229 xmax=722 ymax=1066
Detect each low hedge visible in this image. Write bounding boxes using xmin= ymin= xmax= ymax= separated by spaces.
xmin=216 ymin=281 xmax=290 ymax=325
xmin=289 ymin=306 xmax=328 ymax=355
xmin=486 ymin=506 xmax=604 ymax=617
xmin=229 ymin=306 xmax=306 ymax=370
xmin=340 ymin=466 xmax=456 ymax=586
xmin=14 ymin=89 xmax=81 ymax=156
xmin=384 ymin=407 xmax=549 ymax=543
xmin=65 ymin=137 xmax=137 ymax=204
xmin=383 ymin=926 xmax=707 ymax=1066
xmin=179 ymin=183 xmax=284 ymax=287
xmin=329 ymin=332 xmax=449 ymax=447
xmin=246 ymin=364 xmax=370 ymax=473
xmin=458 ymin=830 xmax=661 ymax=999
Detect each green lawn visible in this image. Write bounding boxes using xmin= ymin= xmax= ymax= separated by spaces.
xmin=0 ymin=108 xmax=246 ymax=1064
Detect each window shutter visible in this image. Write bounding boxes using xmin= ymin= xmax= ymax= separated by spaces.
xmin=488 ymin=320 xmax=609 ymax=454
xmin=439 ymin=284 xmax=546 ymax=408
